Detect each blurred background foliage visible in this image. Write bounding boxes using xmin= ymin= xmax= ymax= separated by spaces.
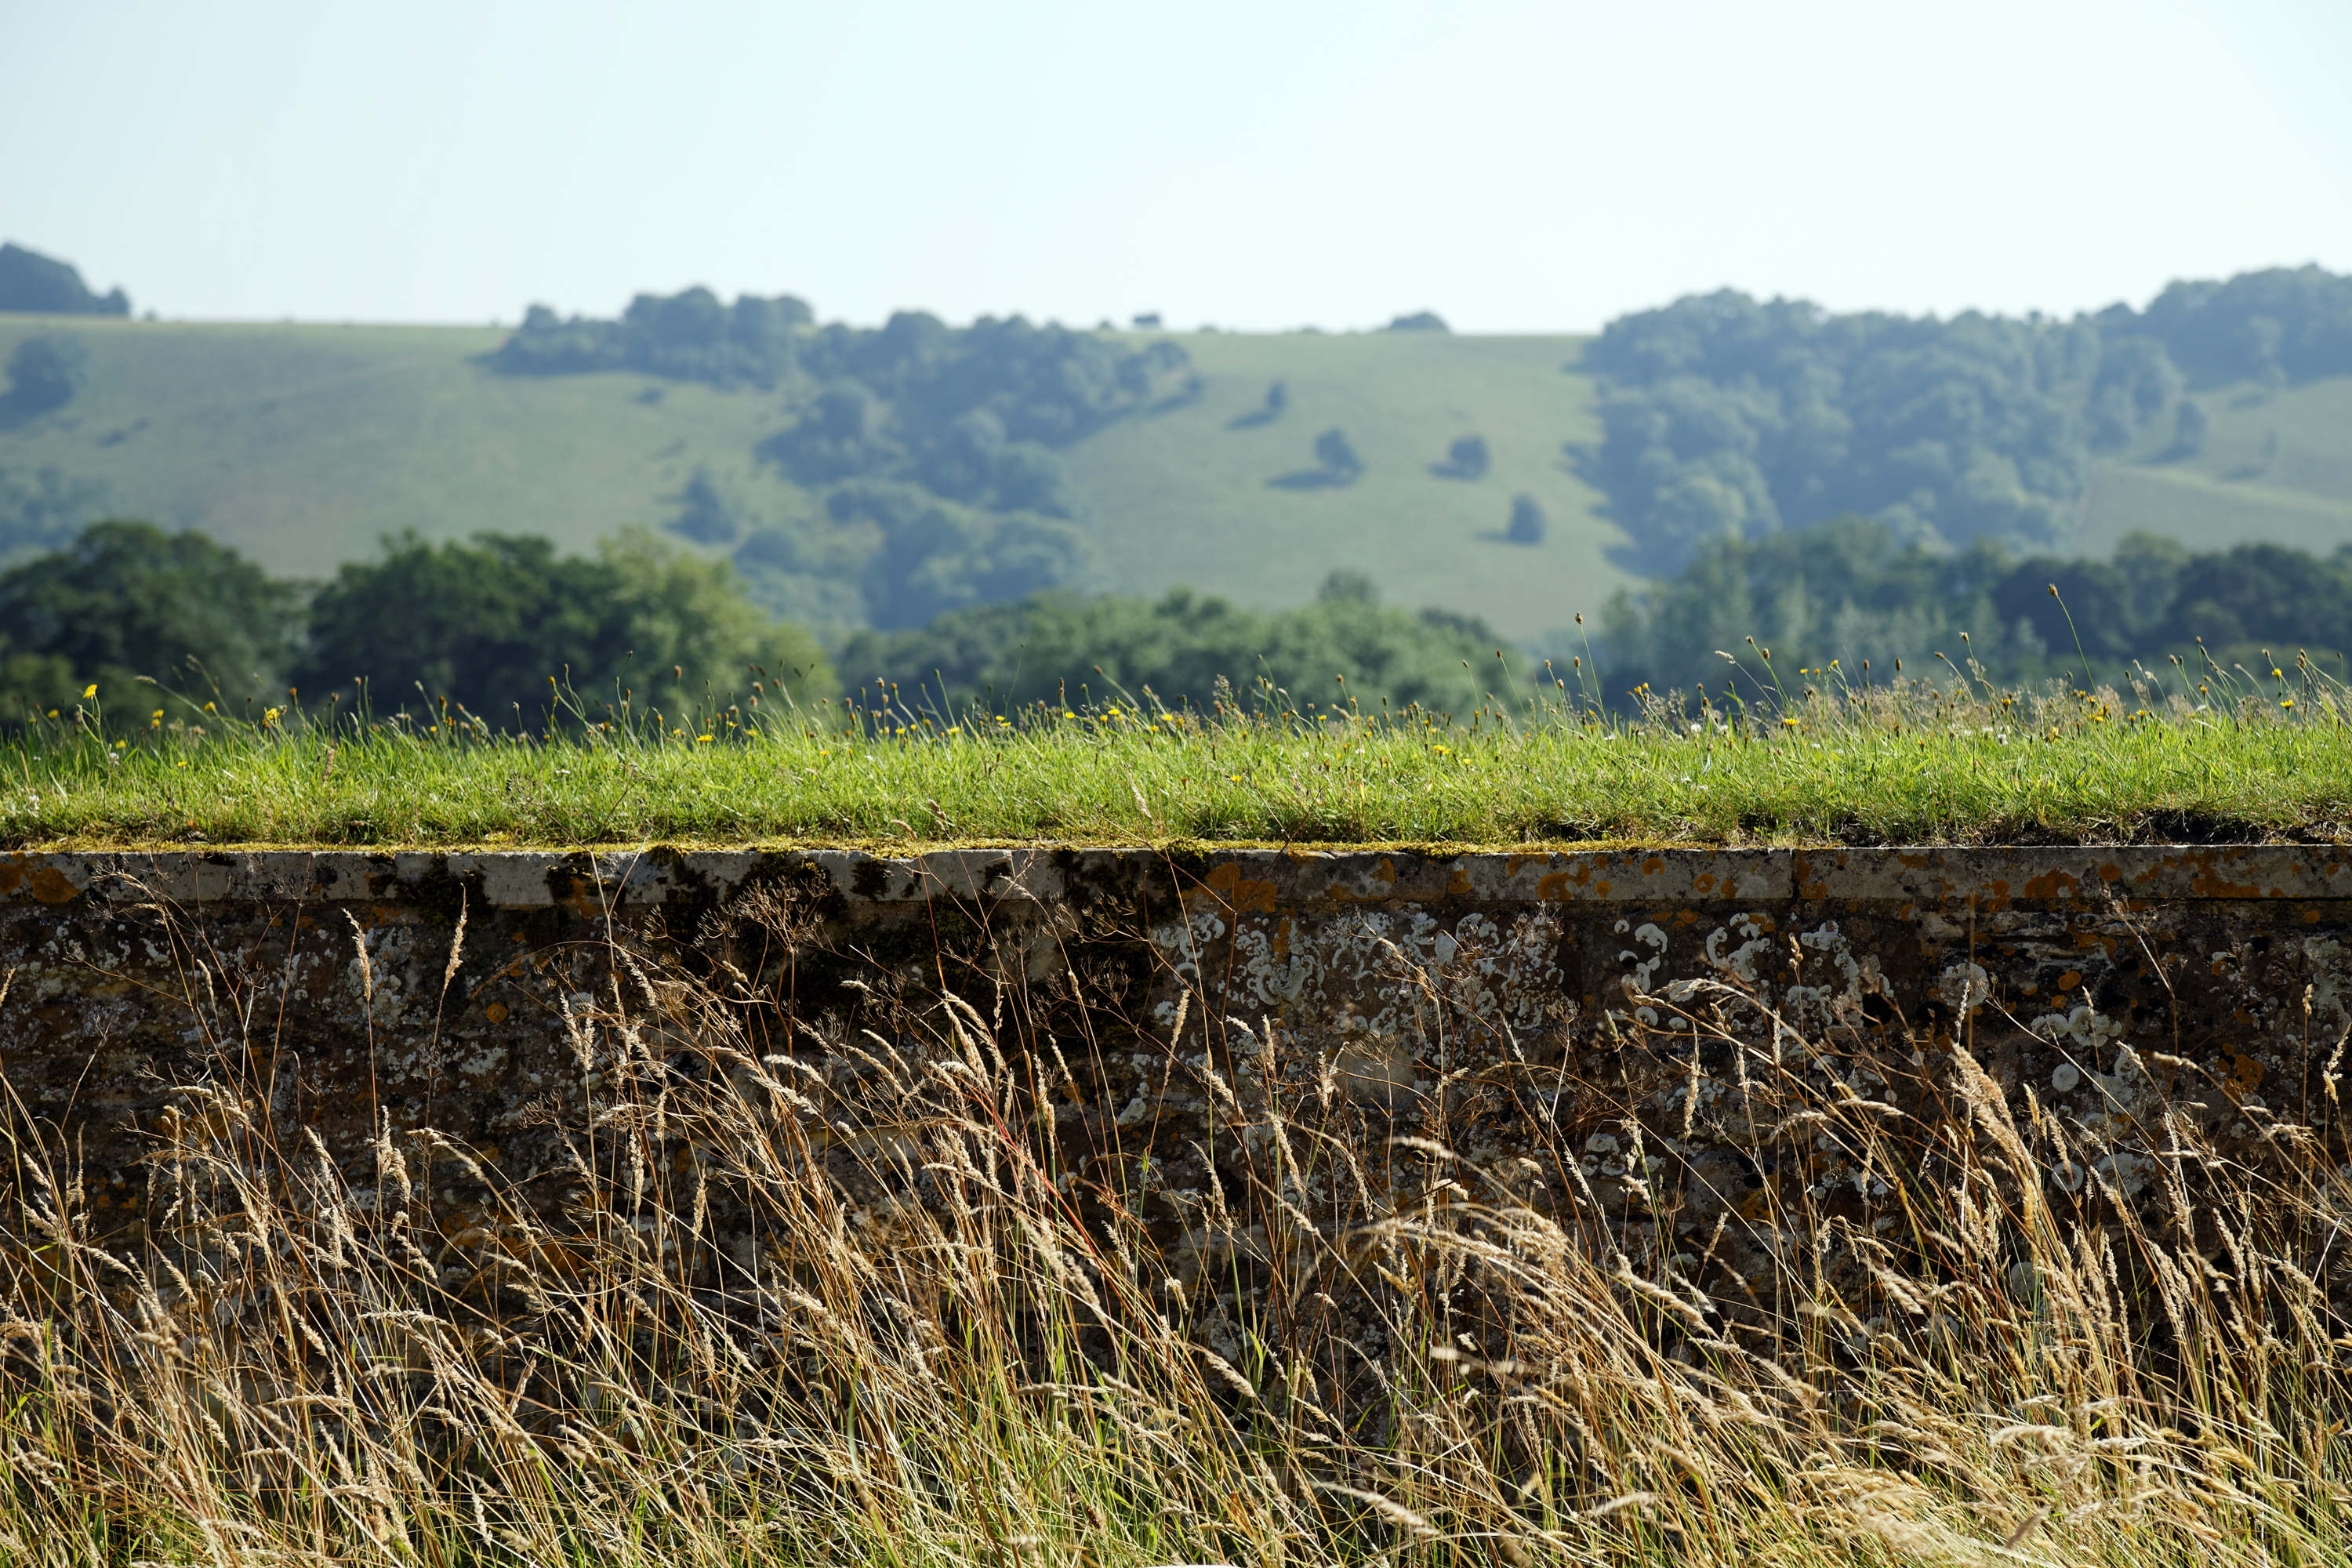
xmin=835 ymin=569 xmax=1508 ymax=718
xmin=1584 ymin=515 xmax=2352 ymax=701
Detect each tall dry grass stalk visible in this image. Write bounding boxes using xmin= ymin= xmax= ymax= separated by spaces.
xmin=1 ymin=895 xmax=2348 ymax=1567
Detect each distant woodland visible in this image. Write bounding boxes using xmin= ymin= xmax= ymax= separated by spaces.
xmin=1592 ymin=517 xmax=2352 ymax=702
xmin=495 ymin=293 xmax=1197 ymax=630
xmin=1583 ymin=266 xmax=2352 ymax=572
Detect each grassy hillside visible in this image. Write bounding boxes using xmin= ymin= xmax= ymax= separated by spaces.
xmin=1062 ymin=331 xmax=1624 ymax=639
xmin=0 ymin=316 xmax=776 ymax=575
xmin=5 ymin=313 xmax=2351 ymax=644
xmin=2080 ymin=374 xmax=2352 ymax=554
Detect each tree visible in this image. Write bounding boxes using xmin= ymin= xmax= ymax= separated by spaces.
xmin=1 ymin=336 xmax=91 ymax=422
xmin=1435 ymin=434 xmax=1489 ymax=480
xmin=1385 ymin=311 xmax=1450 ymax=332
xmin=0 ymin=521 xmax=301 ymax=721
xmin=1505 ymin=493 xmax=1547 ymax=544
xmin=296 ymin=530 xmax=833 ymax=726
xmin=1265 ymin=379 xmax=1289 ymax=415
xmin=1313 ymin=428 xmax=1363 ymax=480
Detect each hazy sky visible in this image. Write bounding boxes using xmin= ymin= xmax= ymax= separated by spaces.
xmin=5 ymin=0 xmax=2349 ymax=332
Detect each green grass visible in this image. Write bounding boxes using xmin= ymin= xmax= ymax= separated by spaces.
xmin=10 ymin=659 xmax=2352 ymax=849
xmin=0 ymin=316 xmax=779 ymax=580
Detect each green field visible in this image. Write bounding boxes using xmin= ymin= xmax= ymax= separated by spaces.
xmin=1062 ymin=330 xmax=1619 ymax=639
xmin=6 ymin=313 xmax=2352 ymax=644
xmin=2079 ymin=373 xmax=2352 ymax=555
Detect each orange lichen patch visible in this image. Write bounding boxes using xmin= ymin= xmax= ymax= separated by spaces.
xmin=1324 ymin=858 xmax=1399 ymax=903
xmin=2228 ymin=1054 xmax=2266 ymax=1094
xmin=2180 ymin=853 xmax=2272 ymax=898
xmin=2018 ymin=869 xmax=2082 ymax=901
xmin=2057 ymin=970 xmax=2082 ymax=993
xmin=558 ymin=884 xmax=606 ymax=919
xmin=485 ymin=1002 xmax=509 ymax=1023
xmin=1189 ymin=861 xmax=1278 ymax=914
xmin=0 ymin=857 xmax=82 ymax=903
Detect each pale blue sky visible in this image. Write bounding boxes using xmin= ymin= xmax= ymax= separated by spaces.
xmin=5 ymin=0 xmax=2348 ymax=332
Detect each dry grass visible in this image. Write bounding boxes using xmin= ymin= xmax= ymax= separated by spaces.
xmin=0 ymin=893 xmax=2348 ymax=1567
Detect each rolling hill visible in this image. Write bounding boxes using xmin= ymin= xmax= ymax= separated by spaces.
xmin=3 ymin=310 xmax=2350 ymax=645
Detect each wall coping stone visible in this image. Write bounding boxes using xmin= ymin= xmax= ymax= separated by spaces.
xmin=5 ymin=844 xmax=2351 ymax=911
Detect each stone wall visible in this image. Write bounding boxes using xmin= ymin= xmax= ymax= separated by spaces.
xmin=3 ymin=845 xmax=2347 ymax=1316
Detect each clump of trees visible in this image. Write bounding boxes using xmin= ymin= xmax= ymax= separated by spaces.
xmin=1 ymin=522 xmax=833 ymax=729
xmin=492 ymin=289 xmax=1196 ymax=632
xmin=0 ymin=522 xmax=303 ymax=720
xmin=0 ymin=243 xmax=129 ymax=316
xmin=837 ymin=569 xmax=1506 ymax=717
xmin=1588 ymin=514 xmax=2352 ymax=701
xmin=1580 ymin=265 xmax=2352 ymax=575
xmin=492 ymin=289 xmax=815 ymax=387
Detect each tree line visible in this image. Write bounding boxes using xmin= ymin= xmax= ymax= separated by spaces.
xmin=0 ymin=524 xmax=833 ymax=731
xmin=1592 ymin=515 xmax=2352 ymax=702
xmin=836 ymin=570 xmax=1511 ymax=720
xmin=0 ymin=524 xmax=1516 ymax=730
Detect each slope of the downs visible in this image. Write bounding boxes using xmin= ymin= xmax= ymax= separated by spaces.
xmin=2078 ymin=374 xmax=2352 ymax=556
xmin=0 ymin=314 xmax=1635 ymax=638
xmin=0 ymin=317 xmax=779 ymax=577
xmin=1060 ymin=331 xmax=1628 ymax=639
